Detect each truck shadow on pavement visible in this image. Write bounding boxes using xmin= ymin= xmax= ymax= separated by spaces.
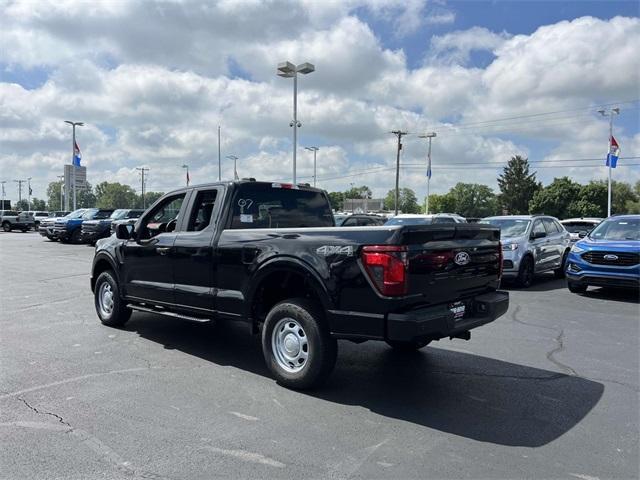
xmin=126 ymin=314 xmax=604 ymax=448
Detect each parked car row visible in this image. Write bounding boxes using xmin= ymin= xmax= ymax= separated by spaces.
xmin=38 ymin=208 xmax=143 ymax=244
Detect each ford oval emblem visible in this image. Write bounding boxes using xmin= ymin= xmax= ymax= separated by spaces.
xmin=454 ymin=251 xmax=471 ymax=266
xmin=604 ymin=254 xmax=619 ymax=261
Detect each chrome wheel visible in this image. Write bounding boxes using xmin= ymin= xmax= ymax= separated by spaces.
xmin=98 ymin=281 xmax=114 ymax=318
xmin=271 ymin=317 xmax=309 ymax=373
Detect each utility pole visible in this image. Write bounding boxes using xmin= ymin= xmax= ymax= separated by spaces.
xmin=136 ymin=167 xmax=150 ymax=208
xmin=418 ymin=132 xmax=437 ymax=214
xmin=217 ymin=125 xmax=222 ymax=181
xmin=390 ymin=130 xmax=407 ymax=215
xmin=1 ymin=181 xmax=6 ymax=209
xmin=598 ymin=107 xmax=620 ymax=216
xmin=64 ymin=120 xmax=84 ymax=210
xmin=305 ymin=146 xmax=319 ymax=187
xmin=14 ymin=179 xmax=25 ymax=207
xmin=227 ymin=155 xmax=239 ymax=180
xmin=57 ymin=175 xmax=64 ymax=210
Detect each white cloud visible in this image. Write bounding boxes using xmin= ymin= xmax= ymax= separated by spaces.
xmin=0 ymin=3 xmax=638 ymax=205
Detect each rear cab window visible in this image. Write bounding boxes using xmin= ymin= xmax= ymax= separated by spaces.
xmin=229 ymin=183 xmax=334 ymax=229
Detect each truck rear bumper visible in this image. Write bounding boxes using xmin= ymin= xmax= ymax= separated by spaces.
xmin=386 ymin=291 xmax=509 ymax=342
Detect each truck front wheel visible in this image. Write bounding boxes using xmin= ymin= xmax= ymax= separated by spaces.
xmin=386 ymin=339 xmax=431 ymax=351
xmin=262 ymin=299 xmax=337 ymax=390
xmin=2 ymin=222 xmax=11 ymax=232
xmin=94 ymin=270 xmax=131 ymax=327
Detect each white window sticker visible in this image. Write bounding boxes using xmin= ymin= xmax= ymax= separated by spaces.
xmin=240 ymin=214 xmax=253 ymax=223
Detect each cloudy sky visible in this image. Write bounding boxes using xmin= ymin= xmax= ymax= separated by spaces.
xmin=1 ymin=0 xmax=639 ymax=204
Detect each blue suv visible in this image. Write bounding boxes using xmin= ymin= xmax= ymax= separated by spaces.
xmin=566 ymin=215 xmax=640 ymax=293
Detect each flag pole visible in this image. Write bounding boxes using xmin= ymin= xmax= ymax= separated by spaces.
xmin=607 ymin=113 xmax=613 ymax=217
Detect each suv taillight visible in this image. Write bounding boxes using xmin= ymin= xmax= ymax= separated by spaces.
xmin=361 ymin=245 xmax=409 ymax=296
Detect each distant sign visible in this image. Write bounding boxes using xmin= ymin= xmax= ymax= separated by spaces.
xmin=64 ymin=164 xmax=87 ymax=189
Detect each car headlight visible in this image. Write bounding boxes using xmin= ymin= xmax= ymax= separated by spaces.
xmin=571 ymin=244 xmax=585 ymax=253
xmin=502 ymin=243 xmax=518 ymax=251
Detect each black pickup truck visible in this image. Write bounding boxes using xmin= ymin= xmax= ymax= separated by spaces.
xmin=91 ymin=180 xmax=508 ymax=389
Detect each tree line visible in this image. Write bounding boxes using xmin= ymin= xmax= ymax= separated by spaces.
xmin=327 ymin=156 xmax=640 ymax=218
xmin=13 ymin=181 xmax=164 ymax=211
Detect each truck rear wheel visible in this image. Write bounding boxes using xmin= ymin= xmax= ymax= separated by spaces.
xmin=262 ymin=298 xmax=337 ymax=390
xmin=2 ymin=222 xmax=11 ymax=232
xmin=386 ymin=339 xmax=431 ymax=351
xmin=71 ymin=229 xmax=82 ymax=244
xmin=94 ymin=270 xmax=131 ymax=327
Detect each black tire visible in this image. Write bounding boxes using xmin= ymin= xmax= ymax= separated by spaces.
xmin=71 ymin=228 xmax=82 ymax=244
xmin=47 ymin=236 xmax=58 ymax=242
xmin=568 ymin=281 xmax=587 ymax=294
xmin=94 ymin=270 xmax=131 ymax=327
xmin=262 ymin=298 xmax=337 ymax=390
xmin=2 ymin=222 xmax=11 ymax=232
xmin=386 ymin=339 xmax=431 ymax=351
xmin=554 ymin=250 xmax=569 ymax=278
xmin=517 ymin=255 xmax=535 ymax=288
xmin=21 ymin=228 xmax=27 ymax=233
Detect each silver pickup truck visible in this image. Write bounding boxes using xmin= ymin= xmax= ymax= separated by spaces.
xmin=1 ymin=210 xmax=35 ymax=232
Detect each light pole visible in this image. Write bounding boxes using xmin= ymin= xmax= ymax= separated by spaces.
xmin=64 ymin=120 xmax=83 ymax=210
xmin=277 ymin=61 xmax=315 ymax=184
xmin=218 ymin=125 xmax=222 ymax=181
xmin=14 ymin=179 xmax=25 ymax=207
xmin=181 ymin=164 xmax=190 ymax=186
xmin=305 ymin=146 xmax=319 ymax=187
xmin=1 ymin=181 xmax=6 ymax=209
xmin=227 ymin=155 xmax=239 ymax=180
xmin=418 ymin=132 xmax=437 ymax=214
xmin=57 ymin=175 xmax=64 ymax=210
xmin=598 ymin=108 xmax=620 ymax=216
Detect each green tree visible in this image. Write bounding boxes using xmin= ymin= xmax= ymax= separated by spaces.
xmin=31 ymin=198 xmax=47 ymax=210
xmin=625 ymin=181 xmax=640 ymax=214
xmin=497 ymin=155 xmax=541 ymax=214
xmin=529 ymin=177 xmax=582 ymax=218
xmin=427 ymin=193 xmax=456 ymax=214
xmin=15 ymin=199 xmax=29 ymax=211
xmin=384 ymin=188 xmax=420 ymax=213
xmin=137 ymin=191 xmax=164 ymax=209
xmin=46 ymin=181 xmax=64 ymax=211
xmin=344 ymin=185 xmax=372 ymax=200
xmin=327 ymin=191 xmax=345 ymax=211
xmin=76 ymin=182 xmax=96 ymax=208
xmin=440 ymin=183 xmax=498 ymax=217
xmin=94 ymin=182 xmax=138 ymax=209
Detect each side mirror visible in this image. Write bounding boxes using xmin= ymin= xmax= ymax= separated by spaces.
xmin=578 ymin=231 xmax=587 ymax=238
xmin=532 ymin=231 xmax=546 ymax=240
xmin=116 ymin=223 xmax=133 ymax=240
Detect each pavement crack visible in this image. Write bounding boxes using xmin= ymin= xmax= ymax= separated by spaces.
xmin=18 ymin=397 xmax=71 ymax=427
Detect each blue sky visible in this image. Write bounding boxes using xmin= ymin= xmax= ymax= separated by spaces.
xmin=1 ymin=0 xmax=639 ymax=203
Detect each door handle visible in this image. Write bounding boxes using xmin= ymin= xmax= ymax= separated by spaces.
xmin=156 ymin=247 xmax=171 ymax=255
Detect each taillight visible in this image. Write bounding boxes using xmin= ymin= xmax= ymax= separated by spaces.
xmin=361 ymin=245 xmax=409 ymax=296
xmin=498 ymin=242 xmax=503 ymax=278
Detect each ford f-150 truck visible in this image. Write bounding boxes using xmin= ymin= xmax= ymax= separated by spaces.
xmin=91 ymin=181 xmax=508 ymax=389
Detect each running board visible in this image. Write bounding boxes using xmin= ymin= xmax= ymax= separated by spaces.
xmin=127 ymin=304 xmax=211 ymax=323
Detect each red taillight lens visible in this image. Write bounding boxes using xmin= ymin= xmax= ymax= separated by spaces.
xmin=498 ymin=242 xmax=503 ymax=278
xmin=361 ymin=245 xmax=408 ymax=296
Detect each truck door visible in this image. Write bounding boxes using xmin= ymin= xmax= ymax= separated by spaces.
xmin=121 ymin=192 xmax=187 ymax=305
xmin=172 ymin=187 xmax=223 ymax=314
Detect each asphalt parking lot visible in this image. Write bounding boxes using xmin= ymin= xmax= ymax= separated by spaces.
xmin=1 ymin=231 xmax=638 ymax=480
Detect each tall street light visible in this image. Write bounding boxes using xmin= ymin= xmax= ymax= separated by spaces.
xmin=64 ymin=120 xmax=83 ymax=210
xmin=418 ymin=132 xmax=437 ymax=214
xmin=598 ymin=107 xmax=620 ymax=216
xmin=227 ymin=155 xmax=239 ymax=181
xmin=277 ymin=61 xmax=315 ymax=184
xmin=182 ymin=164 xmax=190 ymax=186
xmin=305 ymin=146 xmax=319 ymax=187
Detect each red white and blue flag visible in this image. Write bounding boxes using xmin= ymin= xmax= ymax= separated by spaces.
xmin=73 ymin=141 xmax=82 ymax=166
xmin=605 ymin=136 xmax=620 ymax=168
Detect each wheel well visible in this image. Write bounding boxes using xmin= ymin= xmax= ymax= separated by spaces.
xmin=91 ymin=259 xmax=114 ymax=291
xmin=251 ymin=269 xmax=324 ymax=331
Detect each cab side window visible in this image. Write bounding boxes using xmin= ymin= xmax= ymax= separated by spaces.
xmin=139 ymin=194 xmax=185 ymax=239
xmin=542 ymin=218 xmax=559 ymax=234
xmin=187 ymin=190 xmax=218 ymax=232
xmin=532 ymin=220 xmax=546 ymax=238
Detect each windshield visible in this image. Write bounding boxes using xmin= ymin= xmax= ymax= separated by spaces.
xmin=385 ymin=217 xmax=432 ymax=226
xmin=562 ymin=222 xmax=598 ymax=234
xmin=110 ymin=209 xmax=128 ymax=220
xmin=481 ymin=219 xmax=531 ymax=238
xmin=66 ymin=209 xmax=87 ymax=219
xmin=127 ymin=210 xmax=144 ymax=219
xmin=81 ymin=209 xmax=99 ymax=219
xmin=589 ymin=218 xmax=640 ymax=241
